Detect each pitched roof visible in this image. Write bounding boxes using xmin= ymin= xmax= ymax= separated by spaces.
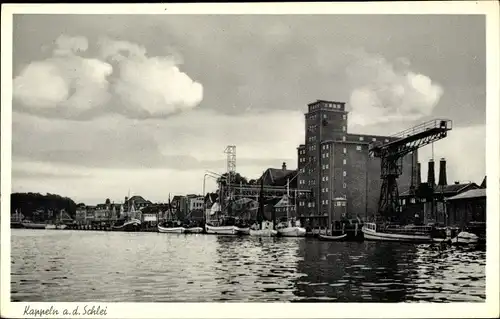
xmin=261 ymin=168 xmax=296 ymax=185
xmin=400 ymin=183 xmax=478 ymax=197
xmin=447 ymin=188 xmax=486 ymax=201
xmin=435 ymin=183 xmax=478 ymax=194
xmin=480 ymin=176 xmax=486 ymax=188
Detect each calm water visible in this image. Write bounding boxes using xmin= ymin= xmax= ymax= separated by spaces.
xmin=10 ymin=229 xmax=485 ymax=302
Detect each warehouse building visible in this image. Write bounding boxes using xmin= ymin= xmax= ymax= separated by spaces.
xmin=296 ymin=99 xmax=416 ymax=227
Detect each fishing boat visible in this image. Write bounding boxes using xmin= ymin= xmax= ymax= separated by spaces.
xmin=111 ymin=218 xmax=141 ymax=231
xmin=158 ymin=224 xmax=186 ymax=233
xmin=362 ymin=222 xmax=433 ymax=242
xmin=319 ymin=233 xmax=347 ymax=241
xmin=205 ymin=223 xmax=239 ymax=235
xmin=249 ymin=221 xmax=278 ymax=237
xmin=11 ymin=209 xmax=24 ymax=228
xmin=249 ymin=181 xmax=277 ymax=237
xmin=21 ymin=221 xmax=47 ymax=229
xmin=277 ymin=219 xmax=307 ymax=237
xmin=275 ymin=180 xmax=306 ymax=237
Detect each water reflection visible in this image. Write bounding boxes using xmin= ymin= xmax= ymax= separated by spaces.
xmin=11 ymin=230 xmax=485 ymax=302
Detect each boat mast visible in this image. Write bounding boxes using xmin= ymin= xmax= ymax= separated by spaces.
xmin=286 ymin=178 xmax=290 ymax=220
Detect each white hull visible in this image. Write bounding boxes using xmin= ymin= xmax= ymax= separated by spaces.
xmin=278 ymin=227 xmax=307 ymax=237
xmin=205 ymin=224 xmax=238 ymax=235
xmin=362 ymin=226 xmax=432 ymax=242
xmin=453 ymin=231 xmax=480 ymax=244
xmin=45 ymin=224 xmax=56 ymax=229
xmin=319 ymin=233 xmax=347 ymax=241
xmin=249 ymin=229 xmax=278 ymax=237
xmin=22 ymin=223 xmax=47 ymax=229
xmin=185 ymin=227 xmax=203 ymax=234
xmin=57 ymin=224 xmax=67 ymax=230
xmin=158 ymin=225 xmax=186 ymax=233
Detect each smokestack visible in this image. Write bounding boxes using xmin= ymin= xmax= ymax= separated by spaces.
xmin=438 ymin=158 xmax=447 ymax=186
xmin=282 ymin=162 xmax=287 ymax=171
xmin=416 ymin=162 xmax=422 ymax=185
xmin=427 ymin=159 xmax=435 ymax=187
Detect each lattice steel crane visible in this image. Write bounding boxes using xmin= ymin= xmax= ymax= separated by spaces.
xmin=369 ymin=119 xmax=452 ymax=221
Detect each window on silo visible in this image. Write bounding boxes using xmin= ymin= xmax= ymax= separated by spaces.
xmin=343 ymin=114 xmax=346 ymax=120
xmin=343 ymin=159 xmax=347 ymax=165
xmin=343 ymin=136 xmax=346 ymax=141
xmin=343 ymin=183 xmax=346 ymax=188
xmin=359 ymin=136 xmax=364 ymax=141
xmin=343 ymin=171 xmax=347 ymax=177
xmin=342 ymin=126 xmax=346 ymax=132
xmin=356 ymin=145 xmax=362 ymax=151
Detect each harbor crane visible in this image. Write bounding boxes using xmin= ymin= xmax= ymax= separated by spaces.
xmin=369 ymin=119 xmax=452 ymax=221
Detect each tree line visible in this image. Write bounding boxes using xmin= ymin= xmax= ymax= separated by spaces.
xmin=11 ymin=192 xmax=78 ymax=220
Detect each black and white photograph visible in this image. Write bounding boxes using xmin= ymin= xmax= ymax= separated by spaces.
xmin=1 ymin=2 xmax=499 ymax=318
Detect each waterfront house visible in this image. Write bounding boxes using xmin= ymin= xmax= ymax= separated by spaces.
xmin=446 ymin=188 xmax=486 ymax=227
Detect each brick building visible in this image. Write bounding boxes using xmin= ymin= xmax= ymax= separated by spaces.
xmin=296 ymin=99 xmax=416 ymax=227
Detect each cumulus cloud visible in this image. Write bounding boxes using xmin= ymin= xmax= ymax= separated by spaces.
xmin=346 ymin=50 xmax=444 ymax=127
xmin=12 ymin=34 xmax=203 ymax=119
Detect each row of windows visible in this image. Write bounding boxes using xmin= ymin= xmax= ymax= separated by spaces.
xmin=322 ymin=188 xmax=329 ymax=193
xmin=309 ymin=145 xmax=317 ymax=151
xmin=322 ymin=164 xmax=330 ymax=170
xmin=322 ymin=199 xmax=329 ymax=205
xmin=335 ymin=201 xmax=347 ymax=207
xmin=298 ymin=149 xmax=306 ymax=155
xmin=308 ymin=136 xmax=317 ymax=143
xmin=322 ymin=152 xmax=329 ymax=158
xmin=321 ymin=176 xmax=329 ymax=181
xmin=310 ymin=103 xmax=343 ymax=111
xmin=299 ymin=157 xmax=306 ymax=163
xmin=308 ymin=125 xmax=318 ymax=132
xmin=342 ymin=146 xmax=362 ymax=153
xmin=322 ymin=144 xmax=330 ymax=150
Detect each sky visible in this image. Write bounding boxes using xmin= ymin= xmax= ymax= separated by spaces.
xmin=10 ymin=14 xmax=486 ymax=205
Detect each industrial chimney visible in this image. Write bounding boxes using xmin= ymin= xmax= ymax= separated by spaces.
xmin=416 ymin=162 xmax=422 ymax=185
xmin=427 ymin=159 xmax=435 ymax=187
xmin=438 ymin=158 xmax=447 ymax=186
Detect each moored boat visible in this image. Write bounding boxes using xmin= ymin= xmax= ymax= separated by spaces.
xmin=249 ymin=221 xmax=278 ymax=237
xmin=158 ymin=225 xmax=186 ymax=233
xmin=111 ymin=218 xmax=141 ymax=232
xmin=362 ymin=222 xmax=433 ymax=243
xmin=205 ymin=224 xmax=239 ymax=235
xmin=45 ymin=224 xmax=57 ymax=229
xmin=277 ymin=220 xmax=306 ymax=237
xmin=319 ymin=233 xmax=347 ymax=241
xmin=21 ymin=221 xmax=47 ymax=229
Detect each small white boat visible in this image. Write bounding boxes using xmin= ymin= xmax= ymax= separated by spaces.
xmin=277 ymin=220 xmax=306 ymax=237
xmin=319 ymin=233 xmax=347 ymax=241
xmin=158 ymin=225 xmax=186 ymax=233
xmin=205 ymin=224 xmax=239 ymax=235
xmin=185 ymin=227 xmax=203 ymax=234
xmin=56 ymin=224 xmax=67 ymax=230
xmin=111 ymin=218 xmax=142 ymax=232
xmin=45 ymin=224 xmax=57 ymax=229
xmin=362 ymin=222 xmax=433 ymax=242
xmin=249 ymin=221 xmax=278 ymax=237
xmin=452 ymin=231 xmax=480 ymax=244
xmin=22 ymin=221 xmax=47 ymax=229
